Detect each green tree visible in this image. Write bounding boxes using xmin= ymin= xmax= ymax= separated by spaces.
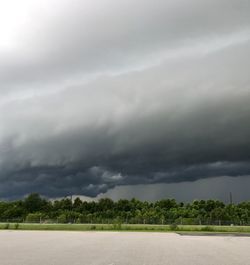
xmin=24 ymin=193 xmax=47 ymax=213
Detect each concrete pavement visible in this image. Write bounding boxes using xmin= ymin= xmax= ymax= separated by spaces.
xmin=0 ymin=231 xmax=249 ymax=265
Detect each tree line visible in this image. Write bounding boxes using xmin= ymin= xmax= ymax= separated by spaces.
xmin=0 ymin=193 xmax=250 ymax=225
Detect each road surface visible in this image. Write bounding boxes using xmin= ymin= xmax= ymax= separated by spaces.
xmin=0 ymin=231 xmax=249 ymax=265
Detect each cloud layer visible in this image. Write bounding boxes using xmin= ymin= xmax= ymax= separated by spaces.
xmin=0 ymin=0 xmax=250 ymax=198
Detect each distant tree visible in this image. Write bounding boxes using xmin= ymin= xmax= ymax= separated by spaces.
xmin=1 ymin=193 xmax=250 ymax=225
xmin=73 ymin=197 xmax=82 ymax=210
xmin=24 ymin=193 xmax=47 ymax=213
xmin=98 ymin=198 xmax=114 ymax=211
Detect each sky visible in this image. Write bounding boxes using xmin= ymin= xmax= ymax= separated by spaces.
xmin=0 ymin=0 xmax=250 ymax=201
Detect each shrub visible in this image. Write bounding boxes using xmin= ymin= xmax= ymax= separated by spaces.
xmin=76 ymin=218 xmax=81 ymax=224
xmin=169 ymin=223 xmax=179 ymax=231
xmin=112 ymin=218 xmax=122 ymax=230
xmin=14 ymin=223 xmax=19 ymax=229
xmin=25 ymin=213 xmax=42 ymax=223
xmin=201 ymin=226 xmax=214 ymax=232
xmin=90 ymin=225 xmax=96 ymax=230
xmin=4 ymin=223 xmax=9 ymax=229
xmin=57 ymin=214 xmax=67 ymax=223
xmin=180 ymin=218 xmax=199 ymax=225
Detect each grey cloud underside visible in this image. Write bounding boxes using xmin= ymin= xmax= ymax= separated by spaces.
xmin=0 ymin=0 xmax=250 ymax=198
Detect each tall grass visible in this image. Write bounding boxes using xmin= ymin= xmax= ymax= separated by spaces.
xmin=0 ymin=223 xmax=250 ymax=233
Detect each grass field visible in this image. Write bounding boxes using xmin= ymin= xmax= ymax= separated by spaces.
xmin=1 ymin=223 xmax=250 ymax=233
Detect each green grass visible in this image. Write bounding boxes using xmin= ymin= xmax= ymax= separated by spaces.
xmin=1 ymin=223 xmax=250 ymax=233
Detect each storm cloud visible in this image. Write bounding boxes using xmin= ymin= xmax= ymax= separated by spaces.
xmin=0 ymin=0 xmax=250 ymax=199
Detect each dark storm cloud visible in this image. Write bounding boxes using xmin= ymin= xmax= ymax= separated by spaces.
xmin=100 ymin=175 xmax=250 ymax=203
xmin=0 ymin=0 xmax=250 ymax=198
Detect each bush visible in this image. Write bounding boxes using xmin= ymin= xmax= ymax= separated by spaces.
xmin=25 ymin=213 xmax=42 ymax=223
xmin=180 ymin=218 xmax=199 ymax=225
xmin=57 ymin=214 xmax=67 ymax=223
xmin=201 ymin=226 xmax=214 ymax=232
xmin=169 ymin=223 xmax=179 ymax=231
xmin=112 ymin=218 xmax=122 ymax=230
xmin=76 ymin=218 xmax=81 ymax=224
xmin=90 ymin=225 xmax=96 ymax=230
xmin=4 ymin=223 xmax=9 ymax=229
xmin=14 ymin=223 xmax=19 ymax=229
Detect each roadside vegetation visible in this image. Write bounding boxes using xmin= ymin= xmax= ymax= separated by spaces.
xmin=1 ymin=193 xmax=250 ymax=228
xmin=1 ymin=223 xmax=250 ymax=233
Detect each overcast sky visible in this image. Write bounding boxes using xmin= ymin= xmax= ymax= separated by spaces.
xmin=0 ymin=0 xmax=250 ymax=201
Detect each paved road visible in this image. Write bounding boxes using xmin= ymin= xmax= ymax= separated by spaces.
xmin=0 ymin=231 xmax=250 ymax=265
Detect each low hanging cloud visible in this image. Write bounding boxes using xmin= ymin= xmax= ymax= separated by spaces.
xmin=0 ymin=0 xmax=250 ymax=198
